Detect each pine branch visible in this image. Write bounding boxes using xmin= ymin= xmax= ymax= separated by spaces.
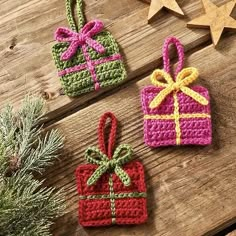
xmin=0 ymin=174 xmax=65 ymax=236
xmin=0 ymin=106 xmax=18 ymax=173
xmin=21 ymin=129 xmax=64 ymax=175
xmin=0 ymin=96 xmax=65 ymax=236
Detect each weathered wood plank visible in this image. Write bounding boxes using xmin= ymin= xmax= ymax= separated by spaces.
xmin=0 ymin=0 xmax=231 ymax=120
xmin=43 ymin=34 xmax=236 ymax=236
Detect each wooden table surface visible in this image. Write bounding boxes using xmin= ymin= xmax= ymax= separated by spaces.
xmin=1 ymin=0 xmax=236 ymax=235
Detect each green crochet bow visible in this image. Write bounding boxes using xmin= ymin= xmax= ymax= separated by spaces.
xmin=85 ymin=144 xmax=133 ymax=186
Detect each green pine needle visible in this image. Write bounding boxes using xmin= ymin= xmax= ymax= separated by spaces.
xmin=0 ymin=96 xmax=65 ymax=236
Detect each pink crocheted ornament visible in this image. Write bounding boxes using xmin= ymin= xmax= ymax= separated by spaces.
xmin=141 ymin=37 xmax=212 ymax=147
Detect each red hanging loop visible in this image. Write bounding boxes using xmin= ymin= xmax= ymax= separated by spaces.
xmin=98 ymin=112 xmax=117 ymax=159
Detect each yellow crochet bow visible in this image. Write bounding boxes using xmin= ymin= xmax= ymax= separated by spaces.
xmin=149 ymin=67 xmax=209 ymax=109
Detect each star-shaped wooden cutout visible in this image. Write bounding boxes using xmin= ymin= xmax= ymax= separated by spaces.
xmin=144 ymin=0 xmax=184 ymax=23
xmin=187 ymin=0 xmax=236 ymax=46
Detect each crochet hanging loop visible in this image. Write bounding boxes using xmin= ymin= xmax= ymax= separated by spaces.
xmin=149 ymin=67 xmax=209 ymax=109
xmin=55 ymin=20 xmax=106 ymax=61
xmin=98 ymin=112 xmax=117 ymax=159
xmin=162 ymin=36 xmax=185 ymax=80
xmin=66 ymin=0 xmax=85 ymax=31
xmin=85 ymin=144 xmax=133 ymax=187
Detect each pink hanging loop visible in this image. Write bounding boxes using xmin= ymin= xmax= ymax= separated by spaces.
xmin=162 ymin=37 xmax=185 ymax=80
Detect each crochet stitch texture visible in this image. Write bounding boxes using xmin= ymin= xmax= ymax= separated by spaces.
xmin=141 ymin=37 xmax=212 ymax=147
xmin=52 ymin=0 xmax=126 ymax=96
xmin=76 ymin=112 xmax=147 ymax=227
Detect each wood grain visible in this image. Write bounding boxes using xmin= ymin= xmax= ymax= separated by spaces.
xmin=0 ymin=0 xmax=231 ymax=121
xmin=187 ymin=0 xmax=236 ymax=46
xmin=145 ymin=0 xmax=184 ymax=22
xmin=43 ymin=34 xmax=236 ymax=236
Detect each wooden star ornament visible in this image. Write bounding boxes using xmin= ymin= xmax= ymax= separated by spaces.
xmin=187 ymin=0 xmax=236 ymax=46
xmin=144 ymin=0 xmax=184 ymax=23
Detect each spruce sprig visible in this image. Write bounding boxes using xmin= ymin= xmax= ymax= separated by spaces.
xmin=0 ymin=96 xmax=65 ymax=236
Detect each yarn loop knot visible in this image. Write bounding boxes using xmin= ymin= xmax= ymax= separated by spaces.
xmin=85 ymin=144 xmax=133 ymax=187
xmin=149 ymin=67 xmax=209 ymax=109
xmin=55 ymin=20 xmax=105 ymax=60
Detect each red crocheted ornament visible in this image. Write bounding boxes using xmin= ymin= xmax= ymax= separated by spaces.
xmin=76 ymin=112 xmax=148 ymax=227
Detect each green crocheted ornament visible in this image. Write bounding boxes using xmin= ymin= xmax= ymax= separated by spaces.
xmin=52 ymin=0 xmax=127 ymax=97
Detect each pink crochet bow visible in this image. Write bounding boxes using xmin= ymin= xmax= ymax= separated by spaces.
xmin=55 ymin=20 xmax=106 ymax=61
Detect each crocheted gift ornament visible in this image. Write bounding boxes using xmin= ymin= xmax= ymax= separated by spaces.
xmin=141 ymin=37 xmax=212 ymax=147
xmin=76 ymin=112 xmax=147 ymax=227
xmin=52 ymin=0 xmax=126 ymax=96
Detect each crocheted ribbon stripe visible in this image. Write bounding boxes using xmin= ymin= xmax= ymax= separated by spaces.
xmin=54 ymin=0 xmax=123 ymax=92
xmin=81 ymin=112 xmax=146 ymax=224
xmin=144 ymin=37 xmax=210 ymax=145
